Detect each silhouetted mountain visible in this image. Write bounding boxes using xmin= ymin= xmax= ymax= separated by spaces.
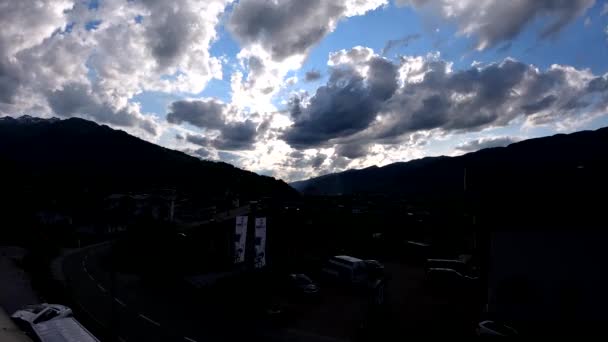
xmin=0 ymin=116 xmax=297 ymax=225
xmin=292 ymin=127 xmax=608 ymax=227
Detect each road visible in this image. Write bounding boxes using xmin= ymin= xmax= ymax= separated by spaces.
xmin=62 ymin=242 xmax=252 ymax=342
xmin=63 ymin=244 xmax=356 ymax=342
xmin=60 ymin=205 xmax=355 ymax=342
xmin=61 ymin=206 xmax=254 ymax=341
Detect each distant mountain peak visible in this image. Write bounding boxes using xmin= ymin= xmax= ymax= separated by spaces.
xmin=0 ymin=115 xmax=297 ymax=200
xmin=290 ymin=126 xmax=608 ymax=196
xmin=0 ymin=115 xmax=61 ymax=124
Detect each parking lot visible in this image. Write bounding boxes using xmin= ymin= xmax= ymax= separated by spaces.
xmin=268 ymin=260 xmax=483 ymax=340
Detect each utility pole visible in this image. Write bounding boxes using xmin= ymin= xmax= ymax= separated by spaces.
xmin=110 ymin=243 xmax=119 ymax=341
xmin=464 ymin=167 xmax=467 ymax=192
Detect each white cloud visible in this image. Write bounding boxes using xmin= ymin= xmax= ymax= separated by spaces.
xmin=584 ymin=17 xmax=592 ymax=27
xmin=226 ymin=0 xmax=387 ymax=114
xmin=456 ymin=136 xmax=520 ymax=152
xmin=397 ymin=0 xmax=595 ymax=50
xmin=0 ymin=0 xmax=233 ymax=137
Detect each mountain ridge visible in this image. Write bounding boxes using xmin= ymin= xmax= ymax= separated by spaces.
xmin=290 ymin=126 xmax=608 ymax=197
xmin=0 ymin=115 xmax=297 ymax=210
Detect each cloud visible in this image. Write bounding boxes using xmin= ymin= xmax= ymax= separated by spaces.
xmin=218 ymin=151 xmax=243 ymax=165
xmin=212 ymin=120 xmax=258 ymax=150
xmin=47 ymin=82 xmax=158 ymax=134
xmin=397 ymin=0 xmax=595 ymax=50
xmin=285 ymin=76 xmax=299 ymax=86
xmin=456 ymin=136 xmax=520 ymax=152
xmin=602 ymin=3 xmax=608 ymax=16
xmin=381 ymin=33 xmax=421 ymax=55
xmin=0 ymin=57 xmax=21 ymax=104
xmin=227 ymin=0 xmax=386 ymax=112
xmin=283 ymin=49 xmax=398 ymax=148
xmin=305 ymin=70 xmax=322 ymax=82
xmin=0 ymin=0 xmax=74 ymax=57
xmin=281 ymin=47 xmax=608 ymax=150
xmin=282 ymin=151 xmax=328 ymax=170
xmin=584 ymin=17 xmax=592 ymax=27
xmin=168 ymin=99 xmax=259 ymax=150
xmin=194 ymin=148 xmax=211 ymax=159
xmin=310 ymin=153 xmax=328 ymax=169
xmin=335 ymin=143 xmax=371 ymax=159
xmin=329 ymin=155 xmax=351 ymax=171
xmin=228 ymin=0 xmax=387 ymax=62
xmin=0 ymin=0 xmax=231 ymax=138
xmin=185 ymin=133 xmax=212 ymax=147
xmin=167 ymin=99 xmax=227 ymax=129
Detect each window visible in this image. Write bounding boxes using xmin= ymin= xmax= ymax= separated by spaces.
xmin=33 ymin=309 xmax=59 ymax=324
xmin=24 ymin=305 xmax=46 ymax=314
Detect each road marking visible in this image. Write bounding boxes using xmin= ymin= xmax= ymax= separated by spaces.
xmin=118 ymin=337 xmax=127 ymax=342
xmin=97 ymin=284 xmax=107 ymax=293
xmin=138 ymin=314 xmax=161 ymax=327
xmin=114 ymin=298 xmax=126 ymax=307
xmin=88 ymin=273 xmax=95 ymax=281
xmin=83 ymin=266 xmax=88 ymax=273
xmin=184 ymin=337 xmax=198 ymax=342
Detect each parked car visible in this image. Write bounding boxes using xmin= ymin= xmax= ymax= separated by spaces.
xmin=12 ymin=304 xmax=100 ymax=342
xmin=322 ymin=255 xmax=368 ymax=285
xmin=426 ymin=267 xmax=479 ymax=288
xmin=425 ymin=258 xmax=469 ymax=274
xmin=288 ymin=273 xmax=320 ymax=295
xmin=477 ymin=320 xmax=518 ymax=337
xmin=12 ymin=304 xmax=72 ymax=325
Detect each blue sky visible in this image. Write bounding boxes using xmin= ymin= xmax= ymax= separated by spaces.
xmin=2 ymin=0 xmax=608 ymax=181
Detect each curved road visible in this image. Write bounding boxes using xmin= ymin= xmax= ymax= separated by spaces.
xmin=63 ymin=245 xmax=229 ymax=342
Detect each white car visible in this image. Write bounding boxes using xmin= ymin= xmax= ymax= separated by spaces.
xmin=477 ymin=320 xmax=518 ymax=337
xmin=12 ymin=304 xmax=73 ymax=325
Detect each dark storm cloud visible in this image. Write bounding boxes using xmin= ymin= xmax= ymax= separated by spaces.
xmin=329 ymin=155 xmax=351 ymax=171
xmin=397 ymin=0 xmax=594 ymax=50
xmin=47 ymin=82 xmax=157 ymax=134
xmin=588 ymin=76 xmax=608 ymax=92
xmin=335 ymin=143 xmax=371 ymax=159
xmin=185 ymin=133 xmax=211 ymax=147
xmin=228 ymin=0 xmax=345 ymax=61
xmin=168 ymin=99 xmax=258 ymax=151
xmin=289 ymin=150 xmax=305 ymax=159
xmin=140 ymin=0 xmax=207 ymax=68
xmin=283 ymin=56 xmax=398 ymax=149
xmin=305 ymin=70 xmax=322 ymax=82
xmin=521 ymin=95 xmax=558 ymax=114
xmin=166 ymin=99 xmax=226 ymax=129
xmin=281 ymin=47 xmax=608 ymax=150
xmin=0 ymin=56 xmax=21 ymax=104
xmin=194 ymin=148 xmax=210 ymax=158
xmin=310 ymin=153 xmax=328 ymax=169
xmin=381 ymin=33 xmax=421 ymax=56
xmin=212 ymin=121 xmax=257 ymax=151
xmin=456 ymin=136 xmax=520 ymax=152
xmin=182 ymin=147 xmax=211 ymax=159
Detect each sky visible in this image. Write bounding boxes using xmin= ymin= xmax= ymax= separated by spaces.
xmin=1 ymin=0 xmax=608 ymax=182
